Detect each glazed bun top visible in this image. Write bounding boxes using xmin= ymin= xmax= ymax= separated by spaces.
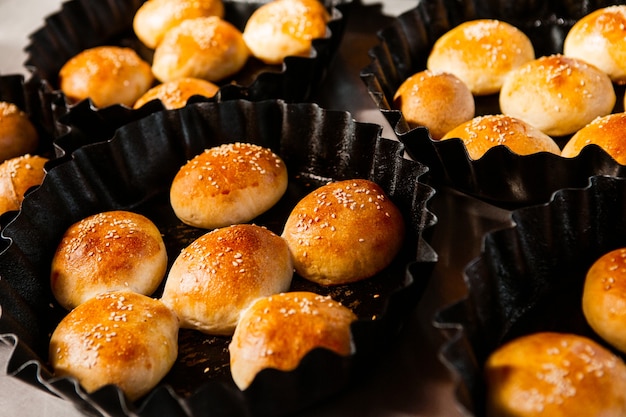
xmin=0 ymin=101 xmax=39 ymax=163
xmin=562 ymin=112 xmax=626 ymax=164
xmin=0 ymin=154 xmax=48 ymax=215
xmin=133 ymin=77 xmax=219 ymax=109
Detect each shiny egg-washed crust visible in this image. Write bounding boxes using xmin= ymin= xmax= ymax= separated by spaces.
xmin=0 ymin=154 xmax=48 ymax=215
xmin=133 ymin=77 xmax=219 ymax=109
xmin=562 ymin=112 xmax=626 ymax=164
xmin=0 ymin=102 xmax=39 ymax=162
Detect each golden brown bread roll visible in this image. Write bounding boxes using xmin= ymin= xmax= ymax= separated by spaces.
xmin=484 ymin=332 xmax=626 ymax=417
xmin=393 ymin=70 xmax=475 ymax=139
xmin=0 ymin=154 xmax=47 ymax=215
xmin=161 ymin=224 xmax=293 ymax=335
xmin=229 ymin=291 xmax=357 ymax=390
xmin=441 ymin=114 xmax=561 ymax=160
xmin=0 ymin=102 xmax=39 ymax=162
xmin=151 ymin=16 xmax=249 ymax=83
xmin=499 ymin=54 xmax=616 ymax=137
xmin=170 ymin=142 xmax=288 ymax=229
xmin=59 ymin=46 xmax=154 ymax=108
xmin=242 ymin=0 xmax=331 ymax=65
xmin=281 ymin=179 xmax=405 ymax=286
xmin=426 ymin=19 xmax=535 ymax=96
xmin=133 ymin=77 xmax=219 ymax=109
xmin=49 ymin=291 xmax=179 ymax=401
xmin=133 ymin=0 xmax=225 ymax=49
xmin=50 ymin=210 xmax=168 ymax=310
xmin=561 ymin=112 xmax=626 ymax=163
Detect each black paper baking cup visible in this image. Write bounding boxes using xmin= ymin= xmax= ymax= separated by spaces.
xmin=0 ymin=99 xmax=437 ymax=417
xmin=433 ymin=174 xmax=626 ymax=416
xmin=361 ymin=0 xmax=626 ymax=209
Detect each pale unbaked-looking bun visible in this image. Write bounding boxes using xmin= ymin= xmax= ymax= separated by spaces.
xmin=426 ymin=19 xmax=535 ymax=96
xmin=133 ymin=77 xmax=219 ymax=109
xmin=242 ymin=0 xmax=330 ymax=65
xmin=49 ymin=291 xmax=179 ymax=401
xmin=161 ymin=224 xmax=293 ymax=335
xmin=500 ymin=54 xmax=616 ymax=137
xmin=50 ymin=210 xmax=168 ymax=310
xmin=170 ymin=142 xmax=288 ymax=229
xmin=484 ymin=332 xmax=626 ymax=417
xmin=281 ymin=179 xmax=405 ymax=286
xmin=564 ymin=5 xmax=626 ymax=84
xmin=229 ymin=291 xmax=357 ymax=390
xmin=151 ymin=16 xmax=249 ymax=83
xmin=0 ymin=102 xmax=39 ymax=162
xmin=0 ymin=154 xmax=48 ymax=215
xmin=393 ymin=70 xmax=475 ymax=139
xmin=562 ymin=112 xmax=626 ymax=164
xmin=59 ymin=46 xmax=154 ymax=108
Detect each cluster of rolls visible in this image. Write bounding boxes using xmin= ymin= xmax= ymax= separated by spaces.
xmin=394 ymin=6 xmax=626 ymax=162
xmin=57 ymin=0 xmax=331 ymax=109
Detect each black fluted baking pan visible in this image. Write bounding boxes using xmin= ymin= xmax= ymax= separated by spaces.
xmin=0 ymin=99 xmax=437 ymax=417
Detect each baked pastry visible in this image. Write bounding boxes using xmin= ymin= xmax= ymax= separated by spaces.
xmin=499 ymin=54 xmax=616 ymax=137
xmin=242 ymin=0 xmax=330 ymax=65
xmin=59 ymin=46 xmax=154 ymax=108
xmin=484 ymin=332 xmax=626 ymax=417
xmin=133 ymin=77 xmax=219 ymax=109
xmin=133 ymin=0 xmax=225 ymax=49
xmin=229 ymin=291 xmax=357 ymax=390
xmin=0 ymin=154 xmax=48 ymax=215
xmin=151 ymin=16 xmax=249 ymax=83
xmin=441 ymin=114 xmax=561 ymax=160
xmin=561 ymin=112 xmax=626 ymax=163
xmin=564 ymin=5 xmax=626 ymax=84
xmin=281 ymin=178 xmax=405 ymax=286
xmin=161 ymin=224 xmax=293 ymax=335
xmin=170 ymin=142 xmax=288 ymax=229
xmin=49 ymin=291 xmax=179 ymax=401
xmin=426 ymin=19 xmax=535 ymax=95
xmin=50 ymin=210 xmax=168 ymax=310
xmin=393 ymin=70 xmax=475 ymax=139
xmin=0 ymin=101 xmax=39 ymax=162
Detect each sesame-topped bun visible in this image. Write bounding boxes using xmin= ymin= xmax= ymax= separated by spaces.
xmin=426 ymin=19 xmax=535 ymax=96
xmin=242 ymin=0 xmax=331 ymax=65
xmin=564 ymin=5 xmax=626 ymax=84
xmin=0 ymin=154 xmax=48 ymax=215
xmin=50 ymin=210 xmax=168 ymax=310
xmin=161 ymin=224 xmax=293 ymax=335
xmin=393 ymin=70 xmax=475 ymax=139
xmin=0 ymin=101 xmax=39 ymax=162
xmin=500 ymin=54 xmax=616 ymax=137
xmin=170 ymin=142 xmax=288 ymax=229
xmin=281 ymin=179 xmax=405 ymax=286
xmin=59 ymin=46 xmax=154 ymax=108
xmin=133 ymin=77 xmax=219 ymax=109
xmin=484 ymin=332 xmax=626 ymax=417
xmin=562 ymin=112 xmax=626 ymax=164
xmin=133 ymin=0 xmax=225 ymax=49
xmin=229 ymin=291 xmax=357 ymax=390
xmin=441 ymin=114 xmax=561 ymax=160
xmin=49 ymin=291 xmax=179 ymax=401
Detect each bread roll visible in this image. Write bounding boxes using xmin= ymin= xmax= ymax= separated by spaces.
xmin=49 ymin=291 xmax=179 ymax=401
xmin=133 ymin=77 xmax=219 ymax=109
xmin=564 ymin=5 xmax=626 ymax=84
xmin=133 ymin=0 xmax=225 ymax=49
xmin=170 ymin=142 xmax=288 ymax=229
xmin=0 ymin=102 xmax=39 ymax=162
xmin=161 ymin=224 xmax=293 ymax=335
xmin=229 ymin=291 xmax=357 ymax=390
xmin=50 ymin=210 xmax=168 ymax=310
xmin=281 ymin=179 xmax=405 ymax=286
xmin=426 ymin=19 xmax=535 ymax=95
xmin=499 ymin=54 xmax=616 ymax=137
xmin=561 ymin=112 xmax=626 ymax=163
xmin=0 ymin=154 xmax=48 ymax=215
xmin=242 ymin=0 xmax=330 ymax=65
xmin=393 ymin=70 xmax=475 ymax=139
xmin=484 ymin=332 xmax=626 ymax=417
xmin=152 ymin=16 xmax=249 ymax=83
xmin=59 ymin=46 xmax=154 ymax=108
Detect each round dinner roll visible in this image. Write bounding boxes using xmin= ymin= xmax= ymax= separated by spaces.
xmin=0 ymin=154 xmax=48 ymax=215
xmin=229 ymin=291 xmax=357 ymax=390
xmin=133 ymin=0 xmax=225 ymax=49
xmin=500 ymin=54 xmax=616 ymax=137
xmin=133 ymin=77 xmax=219 ymax=109
xmin=161 ymin=224 xmax=293 ymax=335
xmin=59 ymin=46 xmax=154 ymax=108
xmin=441 ymin=114 xmax=561 ymax=160
xmin=393 ymin=70 xmax=475 ymax=139
xmin=151 ymin=16 xmax=249 ymax=83
xmin=561 ymin=112 xmax=626 ymax=163
xmin=170 ymin=142 xmax=288 ymax=229
xmin=564 ymin=5 xmax=626 ymax=84
xmin=242 ymin=0 xmax=331 ymax=65
xmin=281 ymin=178 xmax=405 ymax=286
xmin=0 ymin=102 xmax=39 ymax=162
xmin=50 ymin=210 xmax=168 ymax=310
xmin=426 ymin=19 xmax=535 ymax=96
xmin=484 ymin=332 xmax=626 ymax=417
xmin=49 ymin=291 xmax=179 ymax=401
